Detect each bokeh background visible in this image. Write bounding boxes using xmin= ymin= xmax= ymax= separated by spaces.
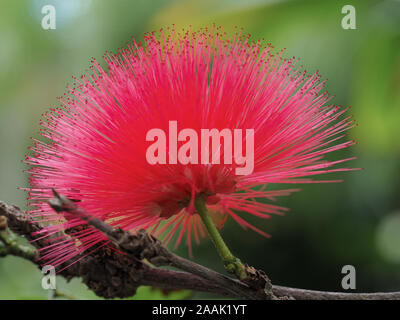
xmin=0 ymin=0 xmax=399 ymax=299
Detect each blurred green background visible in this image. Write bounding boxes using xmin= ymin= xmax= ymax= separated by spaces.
xmin=0 ymin=0 xmax=399 ymax=299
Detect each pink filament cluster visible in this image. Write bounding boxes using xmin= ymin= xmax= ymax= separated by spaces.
xmin=25 ymin=26 xmax=356 ymax=268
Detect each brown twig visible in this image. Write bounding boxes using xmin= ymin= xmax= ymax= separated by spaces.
xmin=0 ymin=198 xmax=240 ymax=298
xmin=1 ymin=195 xmax=400 ymax=300
xmin=48 ymin=189 xmax=271 ymax=299
xmin=272 ymin=286 xmax=400 ymax=300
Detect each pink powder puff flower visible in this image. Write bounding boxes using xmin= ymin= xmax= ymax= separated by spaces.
xmin=25 ymin=26 xmax=356 ymax=268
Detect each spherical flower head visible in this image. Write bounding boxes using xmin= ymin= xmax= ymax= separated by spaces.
xmin=25 ymin=26 xmax=356 ymax=268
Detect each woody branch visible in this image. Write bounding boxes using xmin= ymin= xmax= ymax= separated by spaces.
xmin=1 ymin=194 xmax=400 ymax=300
